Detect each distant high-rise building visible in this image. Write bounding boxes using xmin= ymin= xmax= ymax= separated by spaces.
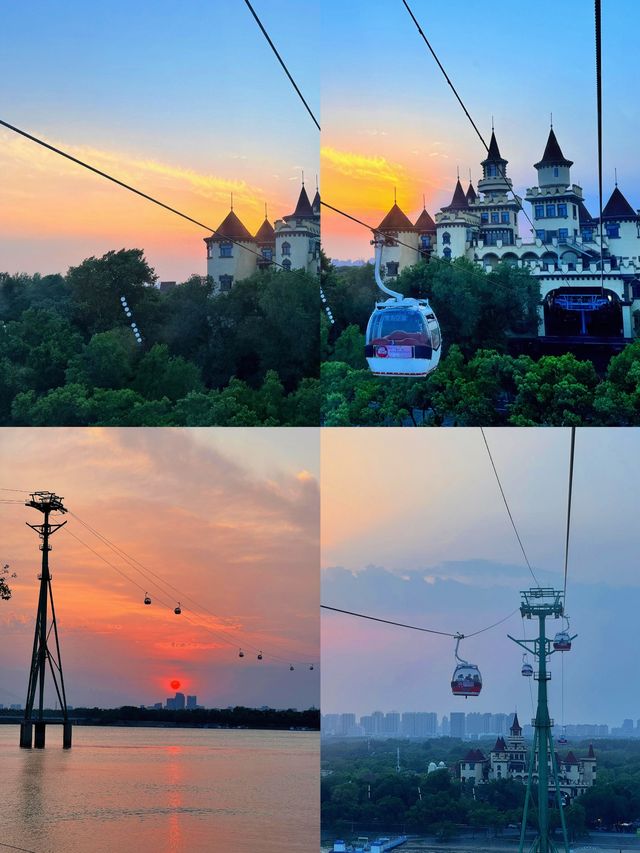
xmin=622 ymin=718 xmax=634 ymax=733
xmin=187 ymin=695 xmax=197 ymax=709
xmin=450 ymin=712 xmax=466 ymax=739
xmin=401 ymin=712 xmax=437 ymax=737
xmin=441 ymin=715 xmax=450 ymax=736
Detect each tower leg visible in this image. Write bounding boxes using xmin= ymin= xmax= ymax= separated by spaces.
xmin=63 ymin=721 xmax=72 ymax=749
xmin=34 ymin=721 xmax=46 ymax=748
xmin=19 ymin=721 xmax=33 ymax=748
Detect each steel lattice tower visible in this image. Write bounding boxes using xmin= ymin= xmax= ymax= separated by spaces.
xmin=19 ymin=491 xmax=72 ymax=749
xmin=508 ymin=588 xmax=576 ymax=853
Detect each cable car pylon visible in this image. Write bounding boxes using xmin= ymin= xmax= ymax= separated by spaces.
xmin=20 ymin=492 xmax=72 ymax=750
xmin=507 ymin=588 xmax=577 ymax=853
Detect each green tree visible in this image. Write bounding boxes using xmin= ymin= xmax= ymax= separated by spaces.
xmin=133 ymin=344 xmax=204 ymax=401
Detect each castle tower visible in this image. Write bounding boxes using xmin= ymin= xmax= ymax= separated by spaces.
xmin=581 ymin=743 xmax=597 ymax=787
xmin=474 ymin=131 xmax=520 ymax=250
xmin=375 ymin=200 xmax=419 ymax=277
xmin=205 ymin=207 xmax=257 ymax=292
xmin=414 ymin=203 xmax=436 ymax=258
xmin=275 ymin=182 xmax=320 ymax=274
xmin=526 ymin=127 xmax=583 ymax=248
xmin=255 ymin=212 xmax=276 ymax=268
xmin=435 ymin=179 xmax=479 ymax=260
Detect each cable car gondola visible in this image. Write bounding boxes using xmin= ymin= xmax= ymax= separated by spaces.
xmin=239 ymin=649 xmax=245 ymax=658
xmin=257 ymin=651 xmax=263 ymax=660
xmin=364 ymin=239 xmax=441 ymax=378
xmin=451 ymin=634 xmax=482 ymax=698
xmin=144 ymin=593 xmax=151 ymax=606
xmin=174 ymin=603 xmax=181 ymax=615
xmin=521 ymin=654 xmax=533 ymax=677
xmin=289 ymin=665 xmax=294 ymax=671
xmin=553 ymin=618 xmax=573 ymax=652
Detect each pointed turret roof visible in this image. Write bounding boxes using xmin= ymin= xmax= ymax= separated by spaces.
xmin=534 ymin=128 xmax=573 ymax=169
xmin=255 ymin=217 xmax=275 ymax=243
xmin=588 ymin=743 xmax=595 ymax=759
xmin=466 ymin=182 xmax=477 ymax=204
xmin=463 ymin=748 xmax=487 ymax=763
xmin=212 ymin=209 xmax=254 ymax=241
xmin=577 ymin=199 xmax=595 ymax=225
xmin=564 ymin=751 xmax=579 ymax=766
xmin=290 ymin=185 xmax=314 ymax=219
xmin=415 ymin=207 xmax=436 ymax=232
xmin=378 ymin=202 xmax=417 ymax=232
xmin=482 ymin=131 xmax=507 ymax=165
xmin=510 ymin=712 xmax=522 ymax=735
xmin=444 ymin=179 xmax=468 ymax=211
xmin=312 ymin=189 xmax=321 ymax=214
xmin=601 ymin=186 xmax=637 ymax=220
xmin=493 ymin=736 xmax=507 ymax=752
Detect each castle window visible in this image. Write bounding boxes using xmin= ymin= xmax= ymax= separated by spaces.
xmin=559 ymin=228 xmax=569 ymax=241
xmin=491 ymin=212 xmax=500 ymax=224
xmin=546 ymin=204 xmax=556 ymax=218
xmin=535 ymin=204 xmax=544 ymax=219
xmin=219 ymin=275 xmax=233 ymax=292
xmin=442 ymin=231 xmax=451 ymax=245
xmin=605 ymin=223 xmax=620 ymax=238
xmin=501 ymin=211 xmax=510 ymax=224
xmin=282 ymin=241 xmax=291 ymax=256
xmin=443 ymin=247 xmax=452 ymax=260
xmin=582 ymin=227 xmax=593 ymax=241
xmin=486 ymin=163 xmax=497 ymax=177
xmin=481 ymin=212 xmax=489 ymax=224
xmin=420 ymin=235 xmax=431 ymax=249
xmin=282 ymin=259 xmax=292 ymax=271
xmin=386 ymin=261 xmax=399 ymax=276
xmin=262 ymin=247 xmax=273 ymax=260
xmin=554 ymin=167 xmax=559 ymax=177
xmin=536 ymin=229 xmax=546 ymax=241
xmin=558 ymin=203 xmax=568 ymax=217
xmin=219 ymin=242 xmax=233 ymax=258
xmin=573 ymin=204 xmax=577 ymax=218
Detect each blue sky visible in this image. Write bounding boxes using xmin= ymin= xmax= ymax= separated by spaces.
xmin=321 ymin=0 xmax=640 ymax=258
xmin=0 ymin=0 xmax=319 ymax=279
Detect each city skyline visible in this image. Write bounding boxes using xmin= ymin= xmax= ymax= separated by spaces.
xmin=321 ymin=428 xmax=640 ymax=723
xmin=0 ymin=0 xmax=319 ymax=281
xmin=0 ymin=428 xmax=319 ymax=710
xmin=320 ymin=0 xmax=640 ymax=260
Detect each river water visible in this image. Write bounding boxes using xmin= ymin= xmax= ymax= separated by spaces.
xmin=0 ymin=725 xmax=318 ymax=853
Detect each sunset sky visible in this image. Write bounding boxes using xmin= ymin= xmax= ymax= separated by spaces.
xmin=321 ymin=0 xmax=640 ymax=260
xmin=0 ymin=428 xmax=319 ymax=710
xmin=0 ymin=0 xmax=319 ymax=281
xmin=322 ymin=428 xmax=640 ymax=726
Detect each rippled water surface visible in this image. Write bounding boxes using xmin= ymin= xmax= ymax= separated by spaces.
xmin=0 ymin=725 xmax=318 ymax=853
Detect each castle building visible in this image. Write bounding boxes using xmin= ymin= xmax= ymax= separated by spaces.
xmin=459 ymin=713 xmax=596 ymax=803
xmin=204 ymin=183 xmax=320 ymax=293
xmin=375 ymin=126 xmax=640 ymax=341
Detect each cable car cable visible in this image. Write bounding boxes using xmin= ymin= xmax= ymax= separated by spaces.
xmin=0 ymin=118 xmax=289 ymax=271
xmin=563 ymin=427 xmax=576 ymax=603
xmin=595 ymin=0 xmax=605 ymax=297
xmin=242 ymin=0 xmax=320 ymax=132
xmin=400 ymin=0 xmax=557 ymax=259
xmin=64 ymin=516 xmax=316 ymax=666
xmin=320 ymin=604 xmax=519 ymax=639
xmin=480 ymin=428 xmax=541 ymax=588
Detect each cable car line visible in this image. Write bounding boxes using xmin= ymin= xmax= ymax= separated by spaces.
xmin=400 ymin=1 xmax=556 ymax=259
xmin=242 ymin=0 xmax=320 ymax=132
xmin=595 ymin=0 xmax=605 ymax=297
xmin=563 ymin=427 xmax=576 ymax=602
xmin=0 ymin=118 xmax=288 ymax=271
xmin=63 ymin=517 xmax=316 ymax=667
xmin=320 ymin=604 xmax=519 ymax=639
xmin=480 ymin=428 xmax=541 ymax=588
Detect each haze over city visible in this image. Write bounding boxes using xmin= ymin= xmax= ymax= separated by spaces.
xmin=0 ymin=428 xmax=319 ymax=710
xmin=321 ymin=428 xmax=640 ymax=726
xmin=0 ymin=0 xmax=319 ymax=281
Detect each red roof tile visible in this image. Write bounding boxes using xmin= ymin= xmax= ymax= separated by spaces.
xmin=211 ymin=209 xmax=254 ymax=241
xmin=255 ymin=217 xmax=275 ymax=243
xmin=378 ymin=202 xmax=417 ymax=232
xmin=414 ymin=207 xmax=436 ymax=232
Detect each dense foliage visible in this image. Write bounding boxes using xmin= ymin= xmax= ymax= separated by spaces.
xmin=322 ymin=738 xmax=640 ymax=841
xmin=0 ymin=249 xmax=319 ymax=426
xmin=321 ymin=256 xmax=640 ymax=426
